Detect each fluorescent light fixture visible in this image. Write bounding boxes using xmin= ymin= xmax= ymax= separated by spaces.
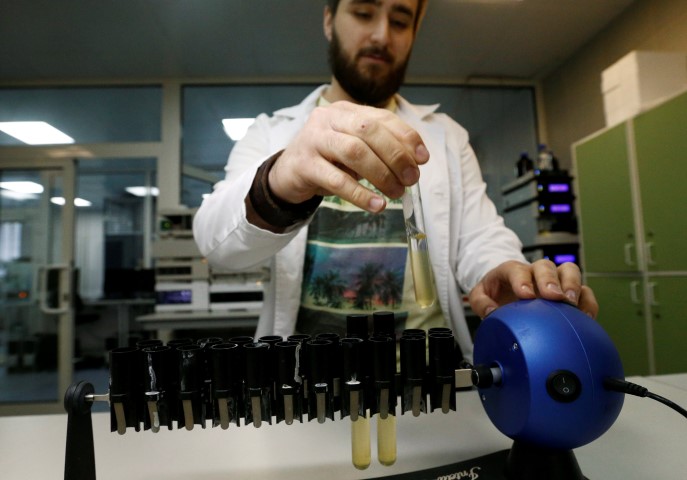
xmin=0 ymin=181 xmax=44 ymax=194
xmin=0 ymin=190 xmax=39 ymax=201
xmin=0 ymin=121 xmax=74 ymax=145
xmin=126 ymin=186 xmax=160 ymax=197
xmin=222 ymin=118 xmax=255 ymax=141
xmin=50 ymin=197 xmax=92 ymax=207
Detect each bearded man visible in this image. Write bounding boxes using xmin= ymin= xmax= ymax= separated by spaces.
xmin=193 ymin=0 xmax=597 ymax=360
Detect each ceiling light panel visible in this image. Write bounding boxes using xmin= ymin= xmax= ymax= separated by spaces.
xmin=0 ymin=121 xmax=74 ymax=145
xmin=0 ymin=181 xmax=44 ymax=194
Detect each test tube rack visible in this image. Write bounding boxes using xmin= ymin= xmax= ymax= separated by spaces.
xmin=64 ymin=302 xmax=621 ymax=480
xmin=64 ymin=311 xmax=476 ymax=479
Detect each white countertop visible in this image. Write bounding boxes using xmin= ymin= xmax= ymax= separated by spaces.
xmin=1 ymin=375 xmax=686 ymax=480
xmin=647 ymin=373 xmax=687 ymax=391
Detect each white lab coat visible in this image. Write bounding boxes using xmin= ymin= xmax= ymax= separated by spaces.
xmin=193 ymin=85 xmax=525 ymax=360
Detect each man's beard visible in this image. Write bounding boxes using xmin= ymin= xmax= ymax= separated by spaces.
xmin=328 ymin=29 xmax=410 ymax=107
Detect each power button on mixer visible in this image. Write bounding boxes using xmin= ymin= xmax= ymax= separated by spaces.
xmin=546 ymin=370 xmax=582 ymax=403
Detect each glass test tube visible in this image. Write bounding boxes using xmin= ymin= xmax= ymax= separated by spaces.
xmin=377 ymin=413 xmax=397 ymax=466
xmin=342 ymin=337 xmax=371 ymax=470
xmin=370 ymin=335 xmax=397 ymax=466
xmin=402 ymin=184 xmax=437 ymax=308
xmin=352 ymin=414 xmax=371 ymax=469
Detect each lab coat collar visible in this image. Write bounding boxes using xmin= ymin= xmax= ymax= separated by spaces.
xmin=396 ymin=94 xmax=440 ymax=121
xmin=273 ymin=85 xmax=328 ymax=120
xmin=273 ymin=84 xmax=441 ymax=122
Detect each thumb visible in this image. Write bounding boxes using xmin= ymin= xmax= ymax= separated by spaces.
xmin=468 ymin=284 xmax=499 ymax=319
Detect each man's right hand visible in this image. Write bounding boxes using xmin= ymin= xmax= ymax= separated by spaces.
xmin=267 ymin=101 xmax=430 ymax=213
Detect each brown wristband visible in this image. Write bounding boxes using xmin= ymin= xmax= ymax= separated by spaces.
xmin=248 ymin=151 xmax=323 ymax=228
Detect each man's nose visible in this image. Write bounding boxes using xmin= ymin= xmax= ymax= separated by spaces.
xmin=369 ymin=18 xmax=390 ymax=45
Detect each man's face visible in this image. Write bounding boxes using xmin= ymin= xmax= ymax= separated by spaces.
xmin=326 ymin=0 xmax=419 ymax=106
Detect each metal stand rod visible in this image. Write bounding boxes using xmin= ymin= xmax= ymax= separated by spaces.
xmin=64 ymin=381 xmax=97 ymax=480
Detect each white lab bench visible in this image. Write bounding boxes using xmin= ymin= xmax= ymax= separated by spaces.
xmin=136 ymin=309 xmax=260 ymax=342
xmin=1 ymin=375 xmax=686 ymax=479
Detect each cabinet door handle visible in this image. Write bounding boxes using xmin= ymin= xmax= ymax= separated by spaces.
xmin=623 ymin=243 xmax=635 ymax=266
xmin=629 ymin=281 xmax=640 ymax=304
xmin=38 ymin=264 xmax=71 ymax=315
xmin=645 ymin=242 xmax=656 ymax=266
xmin=648 ymin=281 xmax=658 ymax=307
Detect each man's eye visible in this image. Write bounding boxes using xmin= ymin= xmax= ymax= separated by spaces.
xmin=353 ymin=10 xmax=373 ymax=19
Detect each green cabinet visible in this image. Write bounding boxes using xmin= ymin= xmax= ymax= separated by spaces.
xmin=648 ymin=276 xmax=687 ymax=374
xmin=575 ymin=124 xmax=637 ymax=272
xmin=633 ymin=92 xmax=687 ymax=271
xmin=586 ymin=276 xmax=649 ymax=376
xmin=573 ymin=90 xmax=687 ymax=375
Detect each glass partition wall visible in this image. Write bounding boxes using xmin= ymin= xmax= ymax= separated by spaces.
xmin=0 ymin=162 xmax=74 ymax=408
xmin=0 ymin=87 xmax=162 ymax=414
xmin=180 ymin=84 xmax=316 ymax=207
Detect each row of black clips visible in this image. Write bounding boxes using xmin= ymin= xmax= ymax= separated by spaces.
xmin=107 ymin=312 xmax=465 ymax=437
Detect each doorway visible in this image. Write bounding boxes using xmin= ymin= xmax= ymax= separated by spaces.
xmin=0 ymin=159 xmax=76 ymax=413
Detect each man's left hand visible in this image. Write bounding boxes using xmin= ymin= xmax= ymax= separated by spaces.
xmin=468 ymin=259 xmax=598 ymax=319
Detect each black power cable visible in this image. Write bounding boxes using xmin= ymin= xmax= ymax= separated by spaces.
xmin=604 ymin=377 xmax=687 ymax=420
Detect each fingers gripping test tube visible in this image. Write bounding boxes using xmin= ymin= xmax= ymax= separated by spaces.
xmin=402 ymin=184 xmax=437 ymax=308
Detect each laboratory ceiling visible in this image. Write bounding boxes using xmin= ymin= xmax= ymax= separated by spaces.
xmin=1 ymin=0 xmax=637 ymax=209
xmin=1 ymin=0 xmax=636 ymax=83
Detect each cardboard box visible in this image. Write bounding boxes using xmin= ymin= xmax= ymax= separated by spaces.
xmin=601 ymin=51 xmax=687 ymax=126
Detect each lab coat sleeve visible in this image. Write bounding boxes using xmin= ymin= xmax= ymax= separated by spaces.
xmin=192 ymin=113 xmax=304 ymax=271
xmin=449 ymin=120 xmax=527 ymax=292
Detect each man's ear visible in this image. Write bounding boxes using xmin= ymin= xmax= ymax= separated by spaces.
xmin=323 ymin=6 xmax=333 ymax=42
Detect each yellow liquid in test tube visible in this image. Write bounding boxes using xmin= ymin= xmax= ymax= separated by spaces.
xmin=377 ymin=414 xmax=397 ymax=466
xmin=351 ymin=416 xmax=371 ymax=470
xmin=409 ymin=240 xmax=436 ymax=308
xmin=403 ymin=185 xmax=436 ymax=308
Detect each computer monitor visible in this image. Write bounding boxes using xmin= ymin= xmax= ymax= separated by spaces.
xmin=103 ymin=268 xmax=154 ymax=299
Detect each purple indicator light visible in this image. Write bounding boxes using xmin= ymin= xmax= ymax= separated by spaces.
xmin=157 ymin=290 xmax=192 ymax=304
xmin=550 ymin=204 xmax=571 ymax=213
xmin=548 ymin=183 xmax=570 ymax=193
xmin=554 ymin=254 xmax=577 ymax=264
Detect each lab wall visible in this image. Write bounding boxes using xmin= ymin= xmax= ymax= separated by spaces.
xmin=541 ymin=0 xmax=687 ymax=169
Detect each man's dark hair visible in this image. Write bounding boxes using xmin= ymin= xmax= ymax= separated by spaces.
xmin=327 ymin=0 xmax=427 ymax=32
